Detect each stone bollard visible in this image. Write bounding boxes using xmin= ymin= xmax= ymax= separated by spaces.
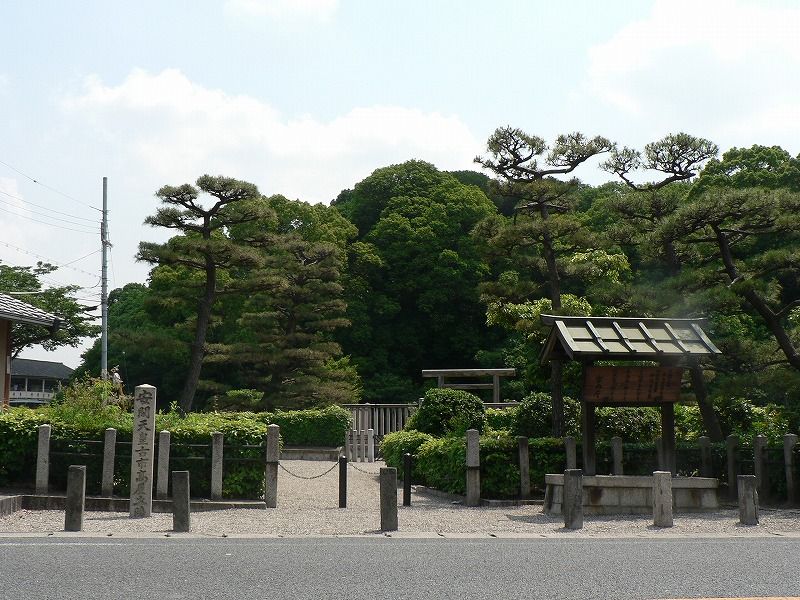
xmin=211 ymin=432 xmax=223 ymax=501
xmin=64 ymin=465 xmax=86 ymax=532
xmin=156 ymin=431 xmax=171 ymax=500
xmin=698 ymin=436 xmax=712 ymax=478
xmin=753 ymin=434 xmax=768 ymax=502
xmin=379 ymin=467 xmax=398 ymax=531
xmin=611 ymin=436 xmax=623 ymax=475
xmin=518 ymin=436 xmax=530 ymax=499
xmin=652 ymin=471 xmax=673 ymax=527
xmin=101 ymin=428 xmax=117 ymax=497
xmin=172 ymin=471 xmax=191 ymax=533
xmin=465 ymin=429 xmax=481 ymax=507
xmin=265 ymin=424 xmax=280 ymax=508
xmin=563 ymin=469 xmax=583 ymax=529
xmin=784 ymin=433 xmax=798 ymax=505
xmin=36 ymin=424 xmax=51 ymax=495
xmin=338 ymin=455 xmax=347 ymax=508
xmin=367 ymin=428 xmax=375 ymax=463
xmin=726 ymin=434 xmax=739 ymax=501
xmin=403 ymin=453 xmax=412 ymax=507
xmin=738 ymin=474 xmax=758 ymax=525
xmin=563 ymin=436 xmax=577 ymax=470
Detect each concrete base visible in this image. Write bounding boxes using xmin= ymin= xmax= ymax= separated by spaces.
xmin=544 ymin=474 xmax=719 ymax=515
xmin=280 ymin=447 xmax=342 ymax=461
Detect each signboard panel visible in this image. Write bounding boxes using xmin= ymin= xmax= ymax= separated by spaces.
xmin=583 ymin=366 xmax=683 ymax=404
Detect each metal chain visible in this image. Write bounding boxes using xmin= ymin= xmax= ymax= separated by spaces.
xmin=348 ymin=462 xmax=383 ymax=475
xmin=278 ymin=461 xmax=339 ymax=480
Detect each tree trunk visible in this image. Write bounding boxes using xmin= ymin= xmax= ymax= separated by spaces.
xmin=688 ymin=363 xmax=723 ymax=442
xmin=540 ymin=203 xmax=565 ymax=436
xmin=178 ymin=259 xmax=216 ymax=412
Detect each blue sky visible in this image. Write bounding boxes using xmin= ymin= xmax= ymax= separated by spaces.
xmin=1 ymin=0 xmax=798 ymax=367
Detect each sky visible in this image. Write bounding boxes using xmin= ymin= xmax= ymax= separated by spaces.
xmin=1 ymin=0 xmax=799 ymax=368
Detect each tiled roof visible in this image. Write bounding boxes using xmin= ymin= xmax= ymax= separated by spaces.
xmin=540 ymin=315 xmax=721 ymax=364
xmin=0 ymin=293 xmax=59 ymax=327
xmin=12 ymin=358 xmax=74 ymax=380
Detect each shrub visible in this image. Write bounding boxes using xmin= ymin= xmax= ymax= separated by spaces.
xmin=262 ymin=405 xmax=351 ymax=447
xmin=407 ymin=388 xmax=486 ymax=437
xmin=513 ymin=392 xmax=580 ymax=438
xmin=381 ymin=430 xmax=435 ymax=479
xmin=486 ymin=407 xmax=517 ymax=432
xmin=595 ymin=406 xmax=661 ymax=442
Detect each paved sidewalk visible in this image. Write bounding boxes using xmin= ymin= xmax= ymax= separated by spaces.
xmin=1 ymin=460 xmax=799 ymax=538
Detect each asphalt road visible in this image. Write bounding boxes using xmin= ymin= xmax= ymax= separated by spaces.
xmin=0 ymin=536 xmax=797 ymax=599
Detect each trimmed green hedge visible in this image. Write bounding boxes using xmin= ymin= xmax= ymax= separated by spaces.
xmin=380 ymin=430 xmax=435 ymax=479
xmin=0 ymin=405 xmax=351 ymax=499
xmin=406 ymin=388 xmax=486 ymax=436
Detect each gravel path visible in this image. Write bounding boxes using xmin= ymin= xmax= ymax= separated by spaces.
xmin=1 ymin=460 xmax=799 ymax=538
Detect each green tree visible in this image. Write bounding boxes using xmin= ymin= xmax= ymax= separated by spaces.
xmin=0 ymin=261 xmax=99 ymax=356
xmin=137 ymin=175 xmax=273 ymax=412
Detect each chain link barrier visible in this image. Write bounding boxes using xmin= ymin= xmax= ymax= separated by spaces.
xmin=278 ymin=461 xmax=339 ymax=480
xmin=348 ymin=461 xmax=383 ymax=475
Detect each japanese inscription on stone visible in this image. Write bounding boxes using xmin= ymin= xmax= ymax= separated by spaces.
xmin=129 ymin=384 xmax=157 ymax=518
xmin=583 ymin=366 xmax=683 ymax=404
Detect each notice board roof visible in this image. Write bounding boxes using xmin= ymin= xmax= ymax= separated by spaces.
xmin=539 ymin=315 xmax=721 ymax=364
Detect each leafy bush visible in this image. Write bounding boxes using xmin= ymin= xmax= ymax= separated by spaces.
xmin=380 ymin=430 xmax=435 ymax=479
xmin=262 ymin=405 xmax=351 ymax=447
xmin=513 ymin=392 xmax=580 ymax=438
xmin=595 ymin=406 xmax=661 ymax=442
xmin=486 ymin=407 xmax=517 ymax=432
xmin=407 ymin=388 xmax=486 ymax=436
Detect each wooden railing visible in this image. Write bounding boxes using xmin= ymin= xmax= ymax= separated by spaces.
xmin=342 ymin=403 xmax=416 ymax=439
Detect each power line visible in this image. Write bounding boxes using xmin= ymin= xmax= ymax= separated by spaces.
xmin=0 ymin=204 xmax=97 ymax=234
xmin=0 ymin=188 xmax=97 ymax=223
xmin=0 ymin=158 xmax=101 ymax=212
xmin=0 ymin=241 xmax=99 ymax=277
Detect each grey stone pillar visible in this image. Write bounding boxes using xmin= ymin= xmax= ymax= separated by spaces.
xmin=611 ymin=436 xmax=623 ymax=475
xmin=518 ymin=436 xmax=530 ymax=499
xmin=465 ymin=429 xmax=480 ymax=507
xmin=156 ymin=430 xmax=170 ymax=500
xmin=753 ymin=434 xmax=768 ymax=502
xmin=367 ymin=428 xmax=375 ymax=463
xmin=211 ymin=431 xmax=223 ymax=501
xmin=379 ymin=467 xmax=398 ymax=531
xmin=698 ymin=436 xmax=712 ymax=478
xmin=265 ymin=424 xmax=280 ymax=508
xmin=172 ymin=471 xmax=191 ymax=533
xmin=36 ymin=424 xmax=51 ymax=495
xmin=101 ymin=428 xmax=116 ymax=497
xmin=784 ymin=433 xmax=798 ymax=505
xmin=652 ymin=471 xmax=673 ymax=527
xmin=563 ymin=436 xmax=576 ymax=470
xmin=563 ymin=469 xmax=583 ymax=529
xmin=130 ymin=385 xmax=157 ymax=518
xmin=64 ymin=465 xmax=86 ymax=532
xmin=738 ymin=474 xmax=758 ymax=525
xmin=726 ymin=434 xmax=739 ymax=501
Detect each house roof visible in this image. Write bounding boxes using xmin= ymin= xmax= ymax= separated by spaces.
xmin=0 ymin=293 xmax=59 ymax=327
xmin=12 ymin=358 xmax=74 ymax=380
xmin=539 ymin=314 xmax=721 ymax=364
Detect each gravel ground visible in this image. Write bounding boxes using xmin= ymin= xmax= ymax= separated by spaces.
xmin=1 ymin=460 xmax=800 ymax=538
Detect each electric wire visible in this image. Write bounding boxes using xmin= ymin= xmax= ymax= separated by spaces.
xmin=0 ymin=188 xmax=97 ymax=223
xmin=0 ymin=241 xmax=99 ymax=278
xmin=0 ymin=193 xmax=99 ymax=228
xmin=0 ymin=158 xmax=101 ymax=212
xmin=0 ymin=204 xmax=97 ymax=234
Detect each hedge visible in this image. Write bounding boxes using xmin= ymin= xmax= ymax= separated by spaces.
xmin=0 ymin=405 xmax=351 ymax=499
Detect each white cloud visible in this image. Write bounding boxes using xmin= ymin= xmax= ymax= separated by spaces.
xmin=224 ymin=0 xmax=338 ymax=21
xmin=61 ymin=68 xmax=480 ymax=203
xmin=581 ymin=0 xmax=800 ymax=150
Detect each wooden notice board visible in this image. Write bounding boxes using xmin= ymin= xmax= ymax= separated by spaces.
xmin=583 ymin=366 xmax=683 ymax=404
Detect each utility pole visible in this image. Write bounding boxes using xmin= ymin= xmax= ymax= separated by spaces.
xmin=101 ymin=177 xmax=109 ymax=379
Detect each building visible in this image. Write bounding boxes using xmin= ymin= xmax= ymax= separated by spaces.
xmin=0 ymin=293 xmax=60 ymax=407
xmin=10 ymin=358 xmax=74 ymax=406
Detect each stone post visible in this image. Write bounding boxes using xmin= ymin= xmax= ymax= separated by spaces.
xmin=563 ymin=436 xmax=576 ymax=470
xmin=211 ymin=431 xmax=223 ymax=501
xmin=563 ymin=469 xmax=583 ymax=529
xmin=726 ymin=434 xmax=739 ymax=501
xmin=652 ymin=471 xmax=673 ymax=527
xmin=172 ymin=471 xmax=191 ymax=533
xmin=753 ymin=434 xmax=768 ymax=502
xmin=738 ymin=474 xmax=758 ymax=525
xmin=379 ymin=467 xmax=398 ymax=531
xmin=64 ymin=465 xmax=86 ymax=532
xmin=101 ymin=428 xmax=116 ymax=497
xmin=611 ymin=436 xmax=623 ymax=476
xmin=130 ymin=385 xmax=157 ymax=518
xmin=36 ymin=424 xmax=51 ymax=495
xmin=698 ymin=436 xmax=712 ymax=478
xmin=784 ymin=433 xmax=798 ymax=505
xmin=518 ymin=436 xmax=530 ymax=499
xmin=156 ymin=430 xmax=170 ymax=500
xmin=265 ymin=424 xmax=280 ymax=508
xmin=465 ymin=429 xmax=480 ymax=507
xmin=367 ymin=428 xmax=375 ymax=463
